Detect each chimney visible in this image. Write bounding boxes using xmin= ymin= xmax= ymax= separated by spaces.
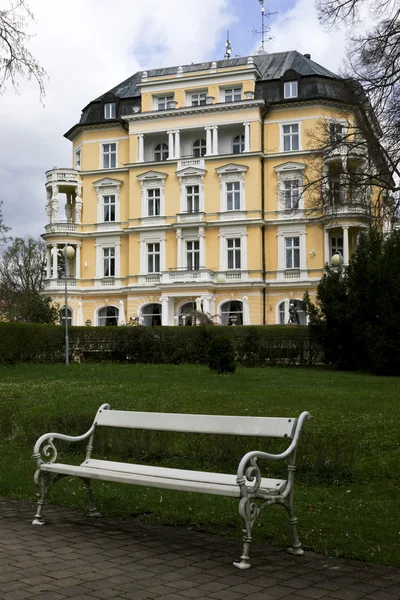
xmin=304 ymin=53 xmax=311 ymax=59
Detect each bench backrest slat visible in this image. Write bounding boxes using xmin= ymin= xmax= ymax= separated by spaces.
xmin=95 ymin=409 xmax=296 ymax=438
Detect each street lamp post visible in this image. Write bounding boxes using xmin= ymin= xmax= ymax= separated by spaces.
xmin=331 ymin=251 xmax=343 ymax=278
xmin=62 ymin=244 xmax=75 ymax=366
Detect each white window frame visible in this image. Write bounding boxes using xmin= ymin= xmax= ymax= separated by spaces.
xmin=328 ymin=120 xmax=347 ymax=144
xmin=139 ymin=231 xmax=166 ymax=274
xmin=101 ymin=142 xmax=117 ymax=169
xmin=137 ymin=171 xmax=167 ymax=224
xmin=284 ymin=81 xmax=298 ymax=99
xmin=331 ymin=235 xmax=343 ymax=257
xmin=226 ymin=237 xmax=242 ymax=270
xmin=192 ymin=139 xmax=207 ymax=158
xmin=146 ymin=242 xmax=161 ymax=273
xmin=154 ymin=94 xmax=174 ymax=111
xmin=74 ymin=147 xmax=81 ymax=171
xmin=216 ymin=163 xmax=248 ymax=218
xmin=185 ymin=184 xmax=200 ymax=213
xmin=95 ymin=236 xmax=120 ymax=280
xmin=285 ymin=236 xmax=300 ymax=269
xmin=222 ymin=87 xmax=242 ymax=103
xmin=277 ymin=224 xmax=307 ymax=281
xmin=94 ymin=177 xmax=123 ymax=228
xmin=190 ymin=91 xmax=207 ymax=106
xmin=176 ymin=166 xmax=206 ymax=216
xmin=226 ymin=181 xmax=241 ymax=211
xmin=103 ymin=194 xmax=116 ymax=222
xmin=104 ymin=102 xmax=116 ymax=119
xmin=146 ymin=188 xmax=161 ymax=217
xmin=232 ymin=135 xmax=245 ymax=154
xmin=276 ymin=298 xmax=308 ymax=325
xmin=103 ymin=247 xmax=116 ymax=277
xmin=280 ymin=123 xmax=301 ymax=152
xmin=219 ymin=226 xmax=248 ymax=273
xmin=274 ymin=162 xmax=305 ymax=218
xmin=186 ymin=240 xmax=200 ymax=270
xmin=153 ymin=142 xmax=169 ymax=162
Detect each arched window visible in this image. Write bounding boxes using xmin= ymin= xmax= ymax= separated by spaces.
xmin=98 ymin=306 xmax=119 ymax=326
xmin=192 ymin=139 xmax=206 ymax=158
xmin=154 ymin=143 xmax=168 ymax=162
xmin=141 ymin=303 xmax=162 ymax=326
xmin=232 ymin=135 xmax=245 ymax=154
xmin=220 ymin=300 xmax=243 ymax=326
xmin=60 ymin=307 xmax=72 ymax=327
xmin=278 ymin=299 xmax=307 ymax=325
xmin=179 ymin=302 xmax=196 ymax=326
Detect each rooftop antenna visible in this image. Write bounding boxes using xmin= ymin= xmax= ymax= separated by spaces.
xmin=246 ymin=0 xmax=277 ymax=53
xmin=224 ymin=31 xmax=232 ymax=59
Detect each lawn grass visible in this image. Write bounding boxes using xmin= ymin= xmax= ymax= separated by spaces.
xmin=0 ymin=362 xmax=399 ymax=567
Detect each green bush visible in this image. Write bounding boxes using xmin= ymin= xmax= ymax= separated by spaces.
xmin=207 ymin=336 xmax=236 ymax=374
xmin=0 ymin=322 xmax=321 ymax=367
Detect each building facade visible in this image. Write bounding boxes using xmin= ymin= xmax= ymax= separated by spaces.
xmin=42 ymin=51 xmax=370 ymax=326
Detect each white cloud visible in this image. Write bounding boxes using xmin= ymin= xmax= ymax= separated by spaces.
xmin=0 ymin=0 xmax=233 ymax=238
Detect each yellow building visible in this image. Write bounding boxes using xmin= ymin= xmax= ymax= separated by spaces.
xmin=42 ymin=52 xmax=370 ymax=326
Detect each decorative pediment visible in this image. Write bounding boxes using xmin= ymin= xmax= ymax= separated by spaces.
xmin=93 ymin=177 xmax=123 ymax=189
xmin=175 ymin=165 xmax=207 ymax=178
xmin=215 ymin=163 xmax=249 ymax=175
xmin=274 ymin=162 xmax=305 ymax=173
xmin=137 ymin=170 xmax=168 ymax=182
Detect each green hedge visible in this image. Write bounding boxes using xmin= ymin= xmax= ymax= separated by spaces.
xmin=0 ymin=322 xmax=322 ymax=366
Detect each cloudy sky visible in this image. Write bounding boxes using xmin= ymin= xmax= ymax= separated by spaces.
xmin=0 ymin=0 xmax=348 ymax=239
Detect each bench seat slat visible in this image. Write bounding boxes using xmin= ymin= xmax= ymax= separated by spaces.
xmin=41 ymin=462 xmax=286 ymax=498
xmin=95 ymin=409 xmax=296 ymax=438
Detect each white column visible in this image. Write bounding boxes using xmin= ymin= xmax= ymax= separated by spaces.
xmin=324 ymin=229 xmax=330 ymax=264
xmin=95 ymin=243 xmax=102 ymax=278
xmin=202 ymin=296 xmax=210 ymax=315
xmin=212 ymin=126 xmax=219 ymax=155
xmin=137 ymin=134 xmax=144 ymax=163
xmin=176 ymin=229 xmax=183 ymax=268
xmin=199 ymin=226 xmax=205 ymax=268
xmin=52 ymin=244 xmax=58 ymax=279
xmin=244 ymin=122 xmax=250 ymax=152
xmin=343 ymin=226 xmax=349 ymax=265
xmin=161 ymin=297 xmax=170 ymax=325
xmin=242 ymin=296 xmax=250 ymax=325
xmin=205 ymin=126 xmax=212 ymax=155
xmin=75 ymin=245 xmax=81 ymax=279
xmin=174 ymin=130 xmax=181 ymax=159
xmin=300 ymin=232 xmax=307 ymax=271
xmin=46 ymin=246 xmax=51 ymax=279
xmin=167 ymin=130 xmax=175 ymax=160
xmin=118 ymin=300 xmax=126 ymax=325
xmin=77 ymin=302 xmax=84 ymax=326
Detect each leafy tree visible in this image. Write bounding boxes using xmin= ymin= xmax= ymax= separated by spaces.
xmin=0 ymin=236 xmax=58 ymax=323
xmin=305 ymin=230 xmax=400 ymax=374
xmin=0 ymin=201 xmax=11 ymax=246
xmin=308 ymin=0 xmax=400 ymax=226
xmin=0 ymin=0 xmax=46 ymax=98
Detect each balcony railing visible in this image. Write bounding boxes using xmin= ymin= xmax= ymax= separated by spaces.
xmin=45 ymin=221 xmax=78 ymax=233
xmin=177 ymin=158 xmax=205 ymax=170
xmin=44 ymin=278 xmax=77 ymax=289
xmin=323 ymin=202 xmax=370 ymax=217
xmin=177 ymin=211 xmax=205 ymax=223
xmin=45 ymin=168 xmax=79 ymax=185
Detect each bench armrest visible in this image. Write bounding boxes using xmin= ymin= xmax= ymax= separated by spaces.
xmin=236 ymin=411 xmax=311 ymax=482
xmin=32 ymin=403 xmax=110 ymax=468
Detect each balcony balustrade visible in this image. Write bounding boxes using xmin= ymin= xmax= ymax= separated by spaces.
xmin=46 ymin=168 xmax=79 ymax=185
xmin=45 ymin=220 xmax=78 ymax=233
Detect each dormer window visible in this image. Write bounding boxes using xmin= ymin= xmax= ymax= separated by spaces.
xmin=157 ymin=95 xmax=174 ymax=111
xmin=284 ymin=81 xmax=298 ymax=99
xmin=104 ymin=102 xmax=116 ymax=119
xmin=224 ymin=87 xmax=242 ymax=103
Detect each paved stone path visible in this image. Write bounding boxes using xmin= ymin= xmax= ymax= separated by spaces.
xmin=1 ymin=496 xmax=400 ymax=600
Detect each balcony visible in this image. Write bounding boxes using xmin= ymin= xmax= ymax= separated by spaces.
xmin=177 ymin=158 xmax=205 ymax=170
xmin=177 ymin=211 xmax=205 ymax=224
xmin=44 ymin=278 xmax=77 ymax=289
xmin=323 ymin=202 xmax=370 ymax=218
xmin=45 ymin=220 xmax=78 ymax=233
xmin=46 ymin=168 xmax=79 ymax=186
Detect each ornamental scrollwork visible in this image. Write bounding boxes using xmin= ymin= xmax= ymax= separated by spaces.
xmin=244 ymin=457 xmax=262 ymax=493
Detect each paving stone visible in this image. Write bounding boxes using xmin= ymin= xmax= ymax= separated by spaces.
xmin=0 ymin=496 xmax=399 ymax=600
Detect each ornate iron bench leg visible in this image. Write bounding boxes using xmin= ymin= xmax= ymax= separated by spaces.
xmin=283 ymin=491 xmax=304 ymax=556
xmin=32 ymin=471 xmax=64 ymax=525
xmin=233 ymin=497 xmax=259 ymax=570
xmin=80 ymin=478 xmax=101 ymax=517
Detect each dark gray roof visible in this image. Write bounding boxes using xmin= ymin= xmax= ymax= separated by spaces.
xmin=96 ymin=51 xmax=337 ymax=102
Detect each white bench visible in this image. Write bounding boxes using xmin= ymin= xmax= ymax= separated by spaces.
xmin=32 ymin=404 xmax=311 ymax=569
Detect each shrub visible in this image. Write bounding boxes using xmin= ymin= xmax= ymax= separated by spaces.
xmin=207 ymin=336 xmax=236 ymax=374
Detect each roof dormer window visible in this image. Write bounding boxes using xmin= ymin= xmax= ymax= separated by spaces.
xmin=284 ymin=81 xmax=298 ymax=99
xmin=104 ymin=102 xmax=116 ymax=119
